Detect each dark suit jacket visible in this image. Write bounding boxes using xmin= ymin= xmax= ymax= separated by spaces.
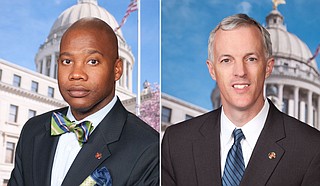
xmin=162 ymin=100 xmax=320 ymax=186
xmin=9 ymin=99 xmax=159 ymax=186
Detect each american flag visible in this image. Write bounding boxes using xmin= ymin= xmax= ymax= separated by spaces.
xmin=114 ymin=0 xmax=138 ymax=31
xmin=307 ymin=44 xmax=320 ymax=63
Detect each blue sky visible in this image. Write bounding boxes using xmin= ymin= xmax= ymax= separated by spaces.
xmin=0 ymin=0 xmax=159 ymax=94
xmin=162 ymin=0 xmax=320 ymax=110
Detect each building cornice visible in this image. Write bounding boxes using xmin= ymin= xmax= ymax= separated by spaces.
xmin=0 ymin=82 xmax=67 ymax=107
xmin=121 ymin=93 xmax=153 ymax=105
xmin=162 ymin=93 xmax=209 ymax=113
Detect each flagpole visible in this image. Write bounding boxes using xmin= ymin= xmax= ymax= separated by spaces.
xmin=136 ymin=0 xmax=141 ymax=116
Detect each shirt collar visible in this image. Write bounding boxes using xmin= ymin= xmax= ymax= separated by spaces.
xmin=66 ymin=96 xmax=117 ymax=129
xmin=220 ymin=99 xmax=269 ymax=149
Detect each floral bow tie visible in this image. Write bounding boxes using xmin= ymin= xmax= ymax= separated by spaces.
xmin=51 ymin=112 xmax=94 ymax=146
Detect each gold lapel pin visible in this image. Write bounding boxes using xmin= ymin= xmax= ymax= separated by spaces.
xmin=95 ymin=152 xmax=102 ymax=160
xmin=268 ymin=152 xmax=276 ymax=160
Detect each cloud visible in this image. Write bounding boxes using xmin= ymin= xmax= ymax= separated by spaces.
xmin=55 ymin=0 xmax=62 ymax=5
xmin=162 ymin=0 xmax=196 ymax=22
xmin=237 ymin=1 xmax=252 ymax=15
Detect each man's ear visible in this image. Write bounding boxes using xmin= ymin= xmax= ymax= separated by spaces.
xmin=206 ymin=60 xmax=216 ymax=80
xmin=265 ymin=57 xmax=274 ymax=79
xmin=114 ymin=58 xmax=123 ymax=81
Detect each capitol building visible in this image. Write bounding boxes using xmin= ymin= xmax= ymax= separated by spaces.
xmin=0 ymin=0 xmax=137 ymax=184
xmin=212 ymin=7 xmax=320 ymax=130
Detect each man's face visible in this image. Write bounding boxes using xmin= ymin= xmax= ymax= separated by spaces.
xmin=207 ymin=25 xmax=274 ymax=113
xmin=58 ymin=28 xmax=122 ymax=119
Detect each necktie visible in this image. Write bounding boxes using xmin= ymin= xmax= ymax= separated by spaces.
xmin=51 ymin=112 xmax=94 ymax=147
xmin=222 ymin=129 xmax=245 ymax=186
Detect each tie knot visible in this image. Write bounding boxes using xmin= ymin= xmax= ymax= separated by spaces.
xmin=233 ymin=128 xmax=245 ymax=143
xmin=51 ymin=112 xmax=94 ymax=146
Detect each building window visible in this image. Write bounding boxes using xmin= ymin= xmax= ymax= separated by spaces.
xmin=185 ymin=114 xmax=193 ymax=120
xmin=161 ymin=106 xmax=172 ymax=123
xmin=283 ymin=63 xmax=289 ymax=71
xmin=13 ymin=74 xmax=21 ymax=87
xmin=48 ymin=86 xmax=54 ymax=98
xmin=28 ymin=109 xmax=36 ymax=119
xmin=31 ymin=81 xmax=39 ymax=92
xmin=5 ymin=142 xmax=15 ymax=163
xmin=9 ymin=105 xmax=18 ymax=123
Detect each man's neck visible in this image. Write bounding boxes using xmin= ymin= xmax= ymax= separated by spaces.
xmin=222 ymin=99 xmax=266 ymax=127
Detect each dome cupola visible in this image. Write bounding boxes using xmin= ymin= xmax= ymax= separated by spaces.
xmin=266 ymin=9 xmax=318 ymax=70
xmin=47 ymin=0 xmax=123 ymax=43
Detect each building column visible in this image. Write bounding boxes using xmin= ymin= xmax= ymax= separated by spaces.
xmin=127 ymin=62 xmax=132 ymax=91
xmin=307 ymin=90 xmax=313 ymax=126
xmin=317 ymin=96 xmax=320 ymax=130
xmin=263 ymin=84 xmax=267 ymax=97
xmin=50 ymin=53 xmax=56 ymax=78
xmin=294 ymin=86 xmax=299 ymax=119
xmin=278 ymin=84 xmax=284 ymax=111
xmin=123 ymin=59 xmax=127 ymax=89
xmin=42 ymin=57 xmax=46 ymax=75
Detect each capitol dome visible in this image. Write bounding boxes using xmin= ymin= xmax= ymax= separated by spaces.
xmin=35 ymin=0 xmax=135 ymax=101
xmin=266 ymin=9 xmax=318 ymax=70
xmin=48 ymin=0 xmax=124 ymax=42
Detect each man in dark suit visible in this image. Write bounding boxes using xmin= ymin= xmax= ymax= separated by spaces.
xmin=161 ymin=13 xmax=320 ymax=186
xmin=9 ymin=17 xmax=159 ymax=185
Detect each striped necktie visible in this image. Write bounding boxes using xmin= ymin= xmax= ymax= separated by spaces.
xmin=51 ymin=112 xmax=94 ymax=147
xmin=222 ymin=129 xmax=245 ymax=186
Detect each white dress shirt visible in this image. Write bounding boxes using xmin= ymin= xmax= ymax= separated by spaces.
xmin=220 ymin=99 xmax=269 ymax=175
xmin=51 ymin=96 xmax=117 ymax=186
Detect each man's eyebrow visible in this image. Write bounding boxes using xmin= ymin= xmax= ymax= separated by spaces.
xmin=245 ymin=52 xmax=258 ymax=56
xmin=59 ymin=50 xmax=105 ymax=58
xmin=59 ymin=52 xmax=72 ymax=58
xmin=218 ymin=54 xmax=233 ymax=59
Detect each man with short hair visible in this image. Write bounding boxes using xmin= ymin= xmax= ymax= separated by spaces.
xmin=161 ymin=14 xmax=320 ymax=186
xmin=9 ymin=17 xmax=159 ymax=186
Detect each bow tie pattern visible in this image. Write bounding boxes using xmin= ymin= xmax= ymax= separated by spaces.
xmin=51 ymin=112 xmax=94 ymax=147
xmin=80 ymin=167 xmax=112 ymax=186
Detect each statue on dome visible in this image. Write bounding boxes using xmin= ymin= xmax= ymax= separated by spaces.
xmin=272 ymin=0 xmax=286 ymax=10
xmin=142 ymin=80 xmax=151 ymax=95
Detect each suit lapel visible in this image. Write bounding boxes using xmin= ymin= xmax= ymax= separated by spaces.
xmin=193 ymin=109 xmax=222 ymax=186
xmin=62 ymin=100 xmax=128 ymax=185
xmin=32 ymin=109 xmax=67 ymax=186
xmin=241 ymin=101 xmax=285 ymax=185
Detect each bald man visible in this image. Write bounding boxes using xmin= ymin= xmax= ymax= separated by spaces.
xmin=9 ymin=17 xmax=159 ymax=186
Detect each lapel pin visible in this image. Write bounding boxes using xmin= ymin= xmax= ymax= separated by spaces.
xmin=268 ymin=152 xmax=276 ymax=160
xmin=95 ymin=152 xmax=102 ymax=160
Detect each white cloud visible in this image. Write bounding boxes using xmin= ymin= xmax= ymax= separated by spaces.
xmin=55 ymin=0 xmax=62 ymax=5
xmin=237 ymin=1 xmax=252 ymax=15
